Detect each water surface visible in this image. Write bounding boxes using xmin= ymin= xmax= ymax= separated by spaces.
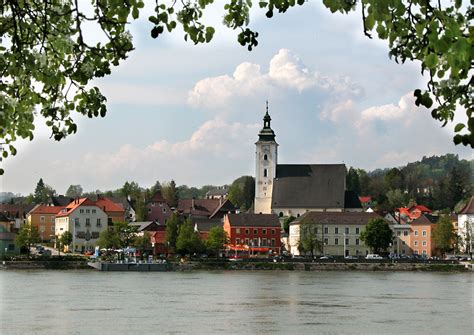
xmin=1 ymin=270 xmax=472 ymax=334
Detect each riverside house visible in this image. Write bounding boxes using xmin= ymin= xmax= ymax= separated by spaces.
xmin=27 ymin=205 xmax=64 ymax=242
xmin=224 ymin=213 xmax=281 ymax=256
xmin=55 ymin=198 xmax=108 ymax=253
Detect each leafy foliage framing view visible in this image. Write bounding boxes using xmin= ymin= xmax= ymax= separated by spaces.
xmin=0 ymin=0 xmax=472 ymax=175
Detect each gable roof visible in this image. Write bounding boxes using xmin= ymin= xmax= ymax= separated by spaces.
xmin=409 ymin=205 xmax=431 ymax=213
xmin=50 ymin=196 xmax=74 ymax=206
xmin=56 ymin=198 xmax=98 ymax=217
xmin=411 ymin=214 xmax=439 ymax=225
xmin=0 ymin=204 xmax=35 ymax=218
xmin=272 ymin=164 xmax=346 ymax=209
xmin=192 ymin=218 xmax=223 ymax=232
xmin=148 ymin=191 xmax=166 ymax=203
xmin=178 ymin=198 xmax=221 ymax=217
xmin=459 ymin=196 xmax=474 ymax=214
xmin=292 ymin=211 xmax=381 ymax=225
xmin=209 ymin=199 xmax=237 ymax=219
xmin=29 ymin=205 xmax=64 ymax=215
xmin=226 ymin=213 xmax=280 ymax=228
xmin=95 ymin=195 xmax=125 ymax=214
xmin=206 ymin=186 xmax=229 ymax=197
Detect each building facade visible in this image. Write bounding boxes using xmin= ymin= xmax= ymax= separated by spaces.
xmin=409 ymin=215 xmax=437 ymax=257
xmin=457 ymin=196 xmax=473 ymax=254
xmin=55 ymin=198 xmax=108 ymax=253
xmin=223 ymin=213 xmax=281 ymax=255
xmin=289 ymin=212 xmax=381 ymax=257
xmin=27 ymin=205 xmax=64 ymax=242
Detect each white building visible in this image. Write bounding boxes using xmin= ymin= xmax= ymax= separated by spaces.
xmin=55 ymin=198 xmax=108 ymax=253
xmin=457 ymin=196 xmax=473 ymax=254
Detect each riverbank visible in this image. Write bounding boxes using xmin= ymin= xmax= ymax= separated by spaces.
xmin=2 ymin=259 xmax=471 ymax=272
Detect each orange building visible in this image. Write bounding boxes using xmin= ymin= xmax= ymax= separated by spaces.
xmin=410 ymin=215 xmax=437 ymax=258
xmin=27 ymin=205 xmax=64 ymax=242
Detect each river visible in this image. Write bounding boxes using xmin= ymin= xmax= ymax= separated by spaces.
xmin=0 ymin=270 xmax=472 ymax=334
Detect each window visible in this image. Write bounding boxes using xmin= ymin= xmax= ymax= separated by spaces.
xmin=245 ymin=229 xmax=249 ymax=235
xmin=262 ymin=229 xmax=267 ymax=235
xmin=263 ymin=154 xmax=268 ymax=160
xmin=422 ymin=250 xmax=427 ymax=256
xmin=402 ymin=241 xmax=406 ymax=245
xmin=236 ymin=238 xmax=240 ymax=244
xmin=263 ymin=169 xmax=268 ymax=177
xmin=345 ymin=227 xmax=349 ymax=234
xmin=324 ymin=227 xmax=328 ymax=234
xmin=422 ymin=230 xmax=427 ymax=237
xmin=151 ymin=202 xmax=155 ymax=207
xmin=315 ymin=227 xmax=319 ymax=234
xmin=345 ymin=238 xmax=349 ymax=245
xmin=335 ymin=238 xmax=339 ymax=245
xmin=422 ymin=241 xmax=427 ymax=246
xmin=335 ymin=227 xmax=339 ymax=234
xmin=253 ymin=229 xmax=258 ymax=235
xmin=414 ymin=250 xmax=419 ymax=255
xmin=148 ymin=208 xmax=151 ymax=213
xmin=245 ymin=238 xmax=249 ymax=245
xmin=236 ymin=228 xmax=240 ymax=234
xmin=162 ymin=208 xmax=166 ymax=213
xmin=75 ymin=218 xmax=80 ymax=227
xmin=96 ymin=218 xmax=101 ymax=227
xmin=414 ymin=230 xmax=419 ymax=236
xmin=50 ymin=216 xmax=54 ymax=223
xmin=414 ymin=241 xmax=418 ymax=246
xmin=324 ymin=238 xmax=328 ymax=244
xmin=397 ymin=231 xmax=401 ymax=236
xmin=86 ymin=209 xmax=90 ymax=213
xmin=262 ymin=238 xmax=267 ymax=246
xmin=356 ymin=227 xmax=360 ymax=234
xmin=271 ymin=239 xmax=275 ymax=247
xmin=40 ymin=216 xmax=45 ymax=222
xmin=403 ymin=230 xmax=408 ymax=236
xmin=40 ymin=225 xmax=45 ymax=232
xmin=86 ymin=218 xmax=90 ymax=226
xmin=355 ymin=238 xmax=360 ymax=245
xmin=253 ymin=238 xmax=258 ymax=246
xmin=51 ymin=226 xmax=54 ymax=232
xmin=271 ymin=229 xmax=275 ymax=235
xmin=80 ymin=209 xmax=84 ymax=213
xmin=92 ymin=209 xmax=96 ymax=214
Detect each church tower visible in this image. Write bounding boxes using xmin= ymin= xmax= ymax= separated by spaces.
xmin=254 ymin=102 xmax=278 ymax=214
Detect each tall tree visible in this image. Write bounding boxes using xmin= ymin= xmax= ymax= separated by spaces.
xmin=165 ymin=213 xmax=180 ymax=250
xmin=65 ymin=185 xmax=83 ymax=198
xmin=162 ymin=180 xmax=179 ymax=208
xmin=228 ymin=176 xmax=255 ymax=210
xmin=14 ymin=223 xmax=41 ymax=258
xmin=447 ymin=166 xmax=466 ymax=210
xmin=59 ymin=231 xmax=73 ymax=255
xmin=432 ymin=216 xmax=456 ymax=256
xmin=360 ymin=218 xmax=393 ymax=254
xmin=176 ymin=218 xmax=203 ymax=255
xmin=298 ymin=222 xmax=322 ymax=258
xmin=133 ymin=232 xmax=152 ymax=254
xmin=34 ymin=178 xmax=46 ymax=203
xmin=97 ymin=229 xmax=120 ymax=250
xmin=113 ymin=222 xmax=138 ymax=248
xmin=346 ymin=167 xmax=361 ymax=195
xmin=386 ymin=189 xmax=406 ymax=211
xmin=384 ymin=168 xmax=404 ymax=191
xmin=206 ymin=227 xmax=228 ymax=258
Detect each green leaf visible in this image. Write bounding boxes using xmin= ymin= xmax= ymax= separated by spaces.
xmin=454 ymin=123 xmax=465 ymax=132
xmin=424 ymin=53 xmax=438 ymax=69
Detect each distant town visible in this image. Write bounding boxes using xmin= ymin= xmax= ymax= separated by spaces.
xmin=1 ymin=111 xmax=473 ymax=263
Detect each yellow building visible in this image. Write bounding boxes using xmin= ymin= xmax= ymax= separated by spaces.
xmin=27 ymin=205 xmax=64 ymax=242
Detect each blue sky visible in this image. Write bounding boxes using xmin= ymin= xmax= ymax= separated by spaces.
xmin=2 ymin=2 xmax=471 ymax=195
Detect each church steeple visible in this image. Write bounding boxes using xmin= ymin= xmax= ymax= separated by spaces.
xmin=258 ymin=100 xmax=276 ymax=141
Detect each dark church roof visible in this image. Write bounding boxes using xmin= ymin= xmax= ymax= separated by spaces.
xmin=272 ymin=164 xmax=346 ymax=209
xmin=344 ymin=191 xmax=362 ymax=209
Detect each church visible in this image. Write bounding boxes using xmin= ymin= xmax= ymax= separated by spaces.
xmin=254 ymin=104 xmax=362 ymax=217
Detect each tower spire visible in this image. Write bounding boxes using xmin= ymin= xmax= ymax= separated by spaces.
xmin=258 ymin=101 xmax=275 ymax=141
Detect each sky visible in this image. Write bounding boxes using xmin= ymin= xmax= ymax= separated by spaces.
xmin=1 ymin=2 xmax=471 ymax=196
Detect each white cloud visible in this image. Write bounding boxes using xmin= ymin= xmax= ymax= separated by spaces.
xmin=319 ymin=99 xmax=355 ymax=122
xmin=188 ymin=49 xmax=363 ymax=109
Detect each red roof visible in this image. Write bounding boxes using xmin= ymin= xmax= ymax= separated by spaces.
xmin=56 ymin=198 xmax=98 ymax=217
xmin=30 ymin=205 xmax=64 ymax=215
xmin=95 ymin=196 xmax=125 ymax=214
xmin=409 ymin=205 xmax=431 ymax=213
xmin=359 ymin=196 xmax=372 ymax=203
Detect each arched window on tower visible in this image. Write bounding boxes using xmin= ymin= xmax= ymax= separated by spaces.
xmin=263 ymin=154 xmax=268 ymax=160
xmin=264 ymin=169 xmax=267 ymax=177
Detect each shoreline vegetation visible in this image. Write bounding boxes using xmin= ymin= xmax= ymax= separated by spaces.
xmin=1 ymin=257 xmax=471 ymax=272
